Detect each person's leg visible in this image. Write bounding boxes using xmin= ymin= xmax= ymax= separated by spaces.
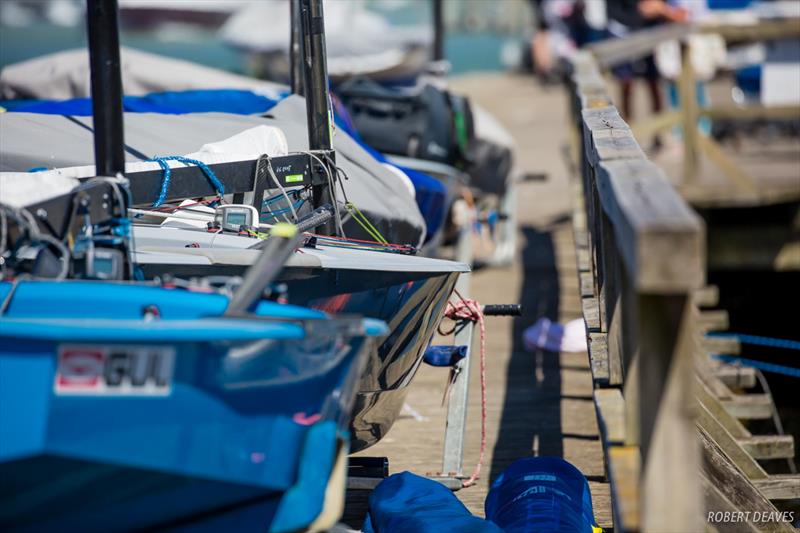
xmin=620 ymin=79 xmax=633 ymax=121
xmin=645 ymin=56 xmax=664 ymax=151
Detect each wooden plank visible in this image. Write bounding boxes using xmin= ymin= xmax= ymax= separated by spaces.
xmin=693 ymin=285 xmax=719 ymax=308
xmin=738 ymin=435 xmax=795 ymax=461
xmin=699 ymin=427 xmax=795 ymax=533
xmin=695 ymin=376 xmax=751 ymax=440
xmin=581 ymin=106 xmax=630 ymax=133
xmin=588 ymin=332 xmax=609 ymax=382
xmin=702 ymin=336 xmax=741 ymax=356
xmin=630 ymin=109 xmax=682 ymax=142
xmin=580 ymin=271 xmax=594 ymax=297
xmin=577 ymin=246 xmax=591 ymax=273
xmin=587 ymin=127 xmax=646 ymax=166
xmin=595 ymin=159 xmax=705 ymax=293
xmin=700 ymin=18 xmax=800 ymax=43
xmin=697 ymin=134 xmax=758 ymax=193
xmin=582 ymin=296 xmax=601 ymax=332
xmin=701 ymin=104 xmax=800 ymax=122
xmin=721 ymin=395 xmax=774 ymax=421
xmin=697 ymin=310 xmax=730 ymax=333
xmin=607 ymin=446 xmax=640 ymax=532
xmin=696 ymin=402 xmax=767 ymax=480
xmin=587 ymin=23 xmax=693 ymax=68
xmin=714 ymin=365 xmax=756 ymax=389
xmin=594 ymin=388 xmax=626 ymax=445
xmin=637 ymin=295 xmax=703 ymax=532
xmin=752 ymin=476 xmax=800 ymax=501
xmin=702 ymin=477 xmax=762 ymax=533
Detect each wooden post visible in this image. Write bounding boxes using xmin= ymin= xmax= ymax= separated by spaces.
xmin=678 ymin=41 xmax=700 ymax=185
xmin=637 ymin=294 xmax=703 ymax=531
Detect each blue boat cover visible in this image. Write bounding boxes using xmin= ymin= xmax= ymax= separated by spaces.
xmin=7 ymin=88 xmax=447 ymax=242
xmin=362 ymin=472 xmax=501 ymax=533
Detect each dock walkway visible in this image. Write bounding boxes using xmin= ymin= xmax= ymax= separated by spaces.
xmin=350 ymin=74 xmax=612 ymax=529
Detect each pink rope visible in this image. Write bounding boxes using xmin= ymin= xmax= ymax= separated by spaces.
xmin=443 ymin=292 xmax=487 ymax=488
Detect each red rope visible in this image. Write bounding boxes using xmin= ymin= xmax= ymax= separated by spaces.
xmin=443 ymin=290 xmax=487 ymax=488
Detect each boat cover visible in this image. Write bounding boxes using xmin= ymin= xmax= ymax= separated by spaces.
xmin=0 ymin=97 xmax=428 ymax=246
xmin=0 ymin=46 xmax=285 ymax=100
xmin=0 ymin=50 xmax=446 ymax=242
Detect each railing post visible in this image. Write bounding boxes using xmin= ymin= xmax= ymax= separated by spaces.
xmin=637 ymin=294 xmax=702 ymax=532
xmin=678 ymin=41 xmax=699 ymax=185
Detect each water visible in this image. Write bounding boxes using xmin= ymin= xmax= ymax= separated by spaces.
xmin=0 ymin=21 xmax=518 ymax=78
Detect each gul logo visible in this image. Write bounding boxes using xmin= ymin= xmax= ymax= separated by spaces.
xmin=57 ymin=349 xmax=105 ymax=390
xmin=55 ymin=345 xmax=175 ymax=396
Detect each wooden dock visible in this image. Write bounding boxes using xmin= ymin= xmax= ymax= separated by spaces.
xmin=347 ymin=74 xmax=613 ymax=529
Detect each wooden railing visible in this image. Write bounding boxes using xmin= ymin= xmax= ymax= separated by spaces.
xmin=585 ymin=21 xmax=800 ymax=203
xmin=569 ymin=44 xmax=800 ymax=531
xmin=568 ymin=50 xmax=707 ymax=531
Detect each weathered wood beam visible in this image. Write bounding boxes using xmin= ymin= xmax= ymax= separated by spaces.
xmin=721 ymin=394 xmax=774 ymax=421
xmin=714 ymin=365 xmax=756 ymax=389
xmin=594 ymin=158 xmax=706 ymax=293
xmin=588 ymin=331 xmax=609 ymax=383
xmin=693 ymin=286 xmax=719 ymax=308
xmin=595 ymin=388 xmax=626 ymax=445
xmin=697 ymin=310 xmax=730 ymax=333
xmin=587 ymin=23 xmax=694 ymax=69
xmin=607 ymin=446 xmax=641 ymax=532
xmin=738 ymin=435 xmax=795 ymax=461
xmin=752 ymin=476 xmax=800 ymax=501
xmin=702 ymin=336 xmax=741 ymax=356
xmin=699 ymin=427 xmax=795 ymax=532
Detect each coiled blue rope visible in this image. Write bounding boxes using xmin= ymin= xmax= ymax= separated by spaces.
xmin=149 ymin=156 xmax=225 ymax=207
xmin=707 ymin=332 xmax=800 ymax=352
xmin=714 ymin=355 xmax=800 ymax=379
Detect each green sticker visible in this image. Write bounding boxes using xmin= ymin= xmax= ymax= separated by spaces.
xmin=285 ymin=174 xmax=305 ymax=183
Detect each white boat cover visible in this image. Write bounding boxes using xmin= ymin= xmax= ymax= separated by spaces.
xmin=0 ymin=46 xmax=285 ymax=100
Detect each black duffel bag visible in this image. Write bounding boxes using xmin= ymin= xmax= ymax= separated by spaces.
xmin=337 ymin=78 xmax=475 ymax=168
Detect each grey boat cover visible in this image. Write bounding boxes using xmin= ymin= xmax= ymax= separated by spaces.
xmin=0 ymin=96 xmax=426 ymax=246
xmin=0 ymin=46 xmax=285 ymax=100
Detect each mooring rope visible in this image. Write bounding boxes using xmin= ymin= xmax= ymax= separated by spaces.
xmin=442 ymin=289 xmax=487 ymax=488
xmin=149 ymin=156 xmax=226 ymax=207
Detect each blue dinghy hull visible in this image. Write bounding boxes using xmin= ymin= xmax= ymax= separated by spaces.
xmin=0 ymin=281 xmax=386 ymax=532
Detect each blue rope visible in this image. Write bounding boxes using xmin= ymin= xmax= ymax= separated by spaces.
xmin=707 ymin=332 xmax=800 ymax=351
xmin=149 ymin=156 xmax=225 ymax=207
xmin=714 ymin=355 xmax=800 ymax=378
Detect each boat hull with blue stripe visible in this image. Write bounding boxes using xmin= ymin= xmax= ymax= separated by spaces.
xmin=0 ymin=280 xmax=386 ymax=532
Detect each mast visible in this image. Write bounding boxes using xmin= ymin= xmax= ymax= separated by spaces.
xmin=299 ymin=0 xmax=335 ymax=235
xmin=86 ymin=0 xmax=126 ymax=177
xmin=432 ymin=0 xmax=444 ymax=62
xmin=290 ymin=0 xmax=303 ymax=95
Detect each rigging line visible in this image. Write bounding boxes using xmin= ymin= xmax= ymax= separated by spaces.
xmin=63 ymin=115 xmax=150 ymax=161
xmin=345 ymin=202 xmax=388 ymax=244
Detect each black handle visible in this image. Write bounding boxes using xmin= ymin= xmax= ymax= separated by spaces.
xmin=295 ymin=204 xmax=334 ymax=234
xmin=482 ymin=304 xmax=522 ymax=317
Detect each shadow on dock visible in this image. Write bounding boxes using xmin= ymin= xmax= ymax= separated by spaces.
xmin=489 ymin=225 xmax=563 ymax=483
